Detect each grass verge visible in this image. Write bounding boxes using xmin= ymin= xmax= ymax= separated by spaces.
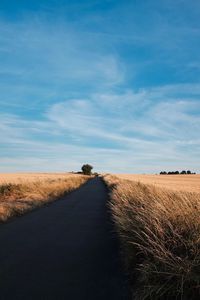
xmin=0 ymin=175 xmax=89 ymax=222
xmin=103 ymin=174 xmax=200 ymax=300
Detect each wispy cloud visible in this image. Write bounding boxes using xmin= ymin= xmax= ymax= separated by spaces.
xmin=1 ymin=84 xmax=200 ymax=173
xmin=0 ymin=18 xmax=124 ymax=86
xmin=0 ymin=1 xmax=200 ymax=173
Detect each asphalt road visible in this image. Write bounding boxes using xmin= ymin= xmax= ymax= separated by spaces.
xmin=0 ymin=177 xmax=131 ymax=299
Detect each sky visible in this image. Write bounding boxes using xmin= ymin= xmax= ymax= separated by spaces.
xmin=0 ymin=0 xmax=200 ymax=173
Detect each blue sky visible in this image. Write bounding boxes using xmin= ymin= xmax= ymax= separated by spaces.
xmin=0 ymin=0 xmax=200 ymax=173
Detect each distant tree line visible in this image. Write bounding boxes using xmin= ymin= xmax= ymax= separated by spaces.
xmin=160 ymin=170 xmax=196 ymax=175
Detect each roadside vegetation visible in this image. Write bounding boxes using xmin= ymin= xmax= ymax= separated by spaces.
xmin=0 ymin=175 xmax=89 ymax=222
xmin=103 ymin=174 xmax=200 ymax=300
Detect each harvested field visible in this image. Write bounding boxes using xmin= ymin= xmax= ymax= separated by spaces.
xmin=0 ymin=174 xmax=89 ymax=222
xmin=116 ymin=174 xmax=200 ymax=193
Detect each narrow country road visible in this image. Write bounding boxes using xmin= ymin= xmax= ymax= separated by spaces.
xmin=0 ymin=177 xmax=131 ymax=299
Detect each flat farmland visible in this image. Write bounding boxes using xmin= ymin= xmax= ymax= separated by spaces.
xmin=105 ymin=173 xmax=200 ymax=299
xmin=0 ymin=173 xmax=89 ymax=222
xmin=116 ymin=174 xmax=200 ymax=193
xmin=0 ymin=173 xmax=76 ymax=184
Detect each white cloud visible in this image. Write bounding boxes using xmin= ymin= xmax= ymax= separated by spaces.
xmin=0 ymin=12 xmax=200 ymax=173
xmin=1 ymin=84 xmax=200 ymax=173
xmin=46 ymin=87 xmax=200 ymax=142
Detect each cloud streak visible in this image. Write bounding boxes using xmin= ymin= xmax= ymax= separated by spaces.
xmin=1 ymin=84 xmax=200 ymax=173
xmin=0 ymin=1 xmax=200 ymax=173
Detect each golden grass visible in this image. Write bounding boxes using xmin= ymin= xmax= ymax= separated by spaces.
xmin=103 ymin=174 xmax=200 ymax=300
xmin=0 ymin=174 xmax=89 ymax=222
xmin=116 ymin=174 xmax=200 ymax=193
xmin=0 ymin=172 xmax=75 ymax=184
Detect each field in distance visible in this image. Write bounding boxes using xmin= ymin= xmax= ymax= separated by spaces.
xmin=116 ymin=174 xmax=200 ymax=193
xmin=0 ymin=173 xmax=88 ymax=222
xmin=0 ymin=172 xmax=77 ymax=184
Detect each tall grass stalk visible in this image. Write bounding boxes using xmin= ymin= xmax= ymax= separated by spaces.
xmin=103 ymin=175 xmax=200 ymax=300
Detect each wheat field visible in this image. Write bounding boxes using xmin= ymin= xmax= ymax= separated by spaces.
xmin=0 ymin=173 xmax=89 ymax=222
xmin=104 ymin=174 xmax=200 ymax=300
xmin=0 ymin=172 xmax=76 ymax=184
xmin=116 ymin=174 xmax=200 ymax=193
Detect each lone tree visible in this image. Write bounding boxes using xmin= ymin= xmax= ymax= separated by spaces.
xmin=81 ymin=164 xmax=93 ymax=175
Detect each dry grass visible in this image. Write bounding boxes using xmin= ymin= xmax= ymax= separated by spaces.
xmin=116 ymin=174 xmax=200 ymax=193
xmin=0 ymin=174 xmax=89 ymax=222
xmin=0 ymin=172 xmax=75 ymax=184
xmin=103 ymin=174 xmax=200 ymax=300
